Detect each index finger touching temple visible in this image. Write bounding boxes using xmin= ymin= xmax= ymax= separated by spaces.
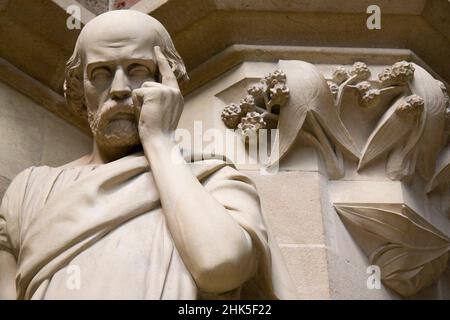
xmin=154 ymin=46 xmax=179 ymax=90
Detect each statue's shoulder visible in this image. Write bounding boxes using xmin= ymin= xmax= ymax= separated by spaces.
xmin=5 ymin=165 xmax=59 ymax=198
xmin=1 ymin=166 xmax=45 ymax=216
xmin=8 ymin=165 xmax=49 ymax=189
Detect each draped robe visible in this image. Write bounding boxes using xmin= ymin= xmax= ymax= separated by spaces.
xmin=0 ymin=153 xmax=275 ymax=299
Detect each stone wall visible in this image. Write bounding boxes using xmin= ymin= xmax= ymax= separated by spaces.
xmin=0 ymin=80 xmax=91 ymax=199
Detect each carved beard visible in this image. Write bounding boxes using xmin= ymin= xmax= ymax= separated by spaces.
xmin=88 ymin=100 xmax=141 ymax=148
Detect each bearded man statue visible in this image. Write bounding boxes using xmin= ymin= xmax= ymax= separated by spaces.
xmin=0 ymin=10 xmax=278 ymax=300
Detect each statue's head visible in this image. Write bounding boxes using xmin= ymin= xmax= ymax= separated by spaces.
xmin=64 ymin=10 xmax=187 ymax=148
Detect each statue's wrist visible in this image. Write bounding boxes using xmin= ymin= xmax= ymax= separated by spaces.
xmin=141 ymin=132 xmax=175 ymax=156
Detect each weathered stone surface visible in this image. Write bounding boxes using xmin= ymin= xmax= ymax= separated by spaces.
xmin=41 ymin=112 xmax=91 ymax=167
xmin=1 ymin=1 xmax=449 ymax=117
xmin=0 ymin=80 xmax=46 ymax=179
xmin=0 ymin=176 xmax=11 ymax=202
xmin=0 ymin=10 xmax=279 ymax=301
xmin=280 ymin=246 xmax=330 ymax=299
xmin=181 ymin=55 xmax=450 ymax=298
xmin=77 ymin=0 xmax=141 ymax=13
xmin=249 ymin=171 xmax=325 ymax=246
xmin=77 ymin=0 xmax=108 ymax=15
xmin=327 ymin=249 xmax=398 ymax=300
xmin=111 ymin=0 xmax=140 ymax=10
xmin=1 ymin=2 xmax=449 ymax=300
xmin=0 ymin=80 xmax=91 ymax=179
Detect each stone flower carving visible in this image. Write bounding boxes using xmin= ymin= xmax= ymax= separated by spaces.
xmin=237 ymin=112 xmax=267 ymax=139
xmin=378 ymin=61 xmax=415 ymax=87
xmin=407 ymin=64 xmax=448 ymax=181
xmin=269 ymin=82 xmax=290 ymax=111
xmin=327 ymin=81 xmax=339 ymax=98
xmin=222 ymin=60 xmax=447 ymax=183
xmin=268 ymin=60 xmax=360 ymax=179
xmin=359 ymin=88 xmax=381 ymax=109
xmin=350 ymin=81 xmax=382 ymax=109
xmin=358 ymin=94 xmax=425 ymax=180
xmin=349 ymin=62 xmax=371 ymax=81
xmin=332 ymin=66 xmax=349 ymax=85
xmin=334 ymin=203 xmax=450 ymax=297
xmin=395 ymin=94 xmax=424 ymax=116
xmin=328 ymin=62 xmax=401 ymax=110
xmin=221 ymin=69 xmax=289 ymax=139
xmin=354 ymin=81 xmax=371 ymax=92
xmin=239 ymin=95 xmax=256 ymax=114
xmin=326 ymin=60 xmax=447 ymax=181
xmin=221 ymin=103 xmax=242 ymax=128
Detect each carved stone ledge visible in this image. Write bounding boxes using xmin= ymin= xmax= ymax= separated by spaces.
xmin=334 ymin=203 xmax=450 ymax=297
xmin=184 ymin=45 xmax=428 ymax=96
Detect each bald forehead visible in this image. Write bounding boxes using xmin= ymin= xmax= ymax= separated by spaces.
xmin=78 ymin=11 xmax=163 ymax=65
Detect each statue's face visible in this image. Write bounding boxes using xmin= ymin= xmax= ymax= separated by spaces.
xmin=81 ymin=19 xmax=160 ymax=148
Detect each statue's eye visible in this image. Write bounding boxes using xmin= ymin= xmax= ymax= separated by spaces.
xmin=128 ymin=64 xmax=150 ymax=77
xmin=91 ymin=67 xmax=112 ymax=80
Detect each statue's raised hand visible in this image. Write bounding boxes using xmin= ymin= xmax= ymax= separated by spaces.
xmin=132 ymin=46 xmax=183 ymax=142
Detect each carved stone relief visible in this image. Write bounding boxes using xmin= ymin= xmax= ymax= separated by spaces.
xmin=221 ymin=61 xmax=360 ymax=179
xmin=221 ymin=69 xmax=289 ymax=140
xmin=220 ymin=59 xmax=450 ymax=183
xmin=219 ymin=59 xmax=450 ymax=297
xmin=334 ymin=204 xmax=450 ymax=297
xmin=427 ymin=146 xmax=450 ymax=217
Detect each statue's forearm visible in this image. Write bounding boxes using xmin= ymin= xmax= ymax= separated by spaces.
xmin=142 ymin=135 xmax=256 ymax=294
xmin=0 ymin=251 xmax=17 ymax=299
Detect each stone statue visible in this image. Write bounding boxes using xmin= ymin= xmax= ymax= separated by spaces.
xmin=0 ymin=10 xmax=277 ymax=299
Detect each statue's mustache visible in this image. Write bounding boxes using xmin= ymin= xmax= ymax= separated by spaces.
xmin=99 ymin=99 xmax=140 ymax=121
xmin=88 ymin=99 xmax=141 ymax=136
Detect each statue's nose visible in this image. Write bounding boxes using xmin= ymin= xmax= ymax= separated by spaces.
xmin=110 ymin=67 xmax=131 ymax=100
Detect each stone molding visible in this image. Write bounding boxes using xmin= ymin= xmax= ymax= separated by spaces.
xmin=1 ymin=1 xmax=449 ymax=95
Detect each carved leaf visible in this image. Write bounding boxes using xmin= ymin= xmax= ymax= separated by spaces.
xmin=358 ymin=95 xmax=424 ymax=179
xmin=409 ymin=64 xmax=447 ymax=181
xmin=426 ymin=146 xmax=450 ymax=216
xmin=268 ymin=60 xmax=360 ymax=173
xmin=334 ymin=203 xmax=450 ymax=297
xmin=297 ymin=129 xmax=344 ymax=179
xmin=427 ymin=146 xmax=450 ymax=193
